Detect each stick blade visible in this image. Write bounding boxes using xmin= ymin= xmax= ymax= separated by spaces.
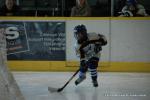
xmin=48 ymin=87 xmax=58 ymax=93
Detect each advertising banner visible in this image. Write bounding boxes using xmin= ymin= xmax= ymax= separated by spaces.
xmin=0 ymin=21 xmax=66 ymax=60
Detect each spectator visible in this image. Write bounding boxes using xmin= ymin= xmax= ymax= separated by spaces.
xmin=119 ymin=0 xmax=149 ymax=17
xmin=71 ymin=0 xmax=91 ymax=17
xmin=115 ymin=0 xmax=126 ymax=16
xmin=0 ymin=0 xmax=21 ymax=16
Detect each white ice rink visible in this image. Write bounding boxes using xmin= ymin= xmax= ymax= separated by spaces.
xmin=13 ymin=72 xmax=150 ymax=100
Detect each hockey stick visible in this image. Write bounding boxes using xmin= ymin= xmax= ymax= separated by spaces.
xmin=48 ymin=69 xmax=80 ymax=93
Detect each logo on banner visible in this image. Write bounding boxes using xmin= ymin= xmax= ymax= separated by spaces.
xmin=0 ymin=23 xmax=29 ymax=55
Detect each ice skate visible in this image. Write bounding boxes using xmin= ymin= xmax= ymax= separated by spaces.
xmin=92 ymin=80 xmax=98 ymax=87
xmin=75 ymin=75 xmax=86 ymax=85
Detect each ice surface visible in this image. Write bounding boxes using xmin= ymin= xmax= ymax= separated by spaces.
xmin=13 ymin=72 xmax=150 ymax=100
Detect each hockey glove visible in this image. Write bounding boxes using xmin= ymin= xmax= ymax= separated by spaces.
xmin=80 ymin=60 xmax=87 ymax=73
xmin=94 ymin=44 xmax=102 ymax=53
xmin=80 ymin=60 xmax=86 ymax=67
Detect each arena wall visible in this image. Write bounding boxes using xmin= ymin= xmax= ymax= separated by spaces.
xmin=0 ymin=17 xmax=149 ymax=72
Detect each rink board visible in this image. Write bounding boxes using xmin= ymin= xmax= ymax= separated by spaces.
xmin=8 ymin=61 xmax=150 ymax=72
xmin=0 ymin=17 xmax=150 ymax=72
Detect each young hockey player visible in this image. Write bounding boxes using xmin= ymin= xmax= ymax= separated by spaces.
xmin=73 ymin=24 xmax=107 ymax=87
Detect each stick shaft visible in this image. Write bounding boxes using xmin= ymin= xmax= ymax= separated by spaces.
xmin=59 ymin=69 xmax=80 ymax=90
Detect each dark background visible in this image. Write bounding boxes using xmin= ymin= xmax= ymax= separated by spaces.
xmin=0 ymin=0 xmax=149 ymax=16
xmin=0 ymin=0 xmax=111 ymax=16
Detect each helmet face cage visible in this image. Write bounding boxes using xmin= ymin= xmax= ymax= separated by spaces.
xmin=74 ymin=24 xmax=87 ymax=41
